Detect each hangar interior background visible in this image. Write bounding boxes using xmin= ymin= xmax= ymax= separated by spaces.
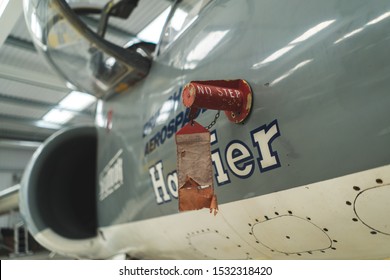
xmin=0 ymin=0 xmax=171 ymax=259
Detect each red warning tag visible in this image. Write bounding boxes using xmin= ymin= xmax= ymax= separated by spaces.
xmin=176 ymin=121 xmax=218 ymax=215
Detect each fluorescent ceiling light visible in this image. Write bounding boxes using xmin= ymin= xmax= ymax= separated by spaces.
xmin=170 ymin=8 xmax=188 ymax=31
xmin=42 ymin=109 xmax=74 ymax=124
xmin=42 ymin=91 xmax=96 ymax=125
xmin=34 ymin=120 xmax=63 ymax=130
xmin=59 ymin=90 xmax=96 ymax=111
xmin=137 ymin=7 xmax=171 ymax=43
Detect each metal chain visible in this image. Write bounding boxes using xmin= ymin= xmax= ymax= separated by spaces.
xmin=205 ymin=110 xmax=220 ymax=130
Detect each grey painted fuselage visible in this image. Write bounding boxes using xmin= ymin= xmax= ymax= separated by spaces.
xmin=97 ymin=0 xmax=390 ymax=225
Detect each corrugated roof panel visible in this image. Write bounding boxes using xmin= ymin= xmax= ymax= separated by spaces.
xmin=0 ymin=120 xmax=57 ymax=141
xmin=0 ymin=45 xmax=53 ymax=76
xmin=0 ymin=78 xmax=68 ymax=104
xmin=0 ymin=102 xmax=48 ymax=119
xmin=0 ymin=45 xmax=53 ymax=74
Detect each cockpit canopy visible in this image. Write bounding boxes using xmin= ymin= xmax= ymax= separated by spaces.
xmin=23 ymin=0 xmax=156 ymax=98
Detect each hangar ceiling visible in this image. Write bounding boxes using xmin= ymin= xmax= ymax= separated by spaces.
xmin=0 ymin=0 xmax=170 ymax=142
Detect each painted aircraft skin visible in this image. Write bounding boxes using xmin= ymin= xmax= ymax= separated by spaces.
xmin=20 ymin=0 xmax=390 ymax=259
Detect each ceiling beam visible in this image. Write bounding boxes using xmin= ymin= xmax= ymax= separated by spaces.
xmin=0 ymin=127 xmax=51 ymax=142
xmin=4 ymin=35 xmax=36 ymax=52
xmin=0 ymin=63 xmax=68 ymax=91
xmin=0 ymin=0 xmax=23 ymax=48
xmin=0 ymin=139 xmax=41 ymax=150
xmin=0 ymin=114 xmax=64 ymax=130
xmin=0 ymin=92 xmax=95 ymax=116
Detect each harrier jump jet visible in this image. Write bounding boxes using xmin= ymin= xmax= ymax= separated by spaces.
xmin=20 ymin=0 xmax=390 ymax=259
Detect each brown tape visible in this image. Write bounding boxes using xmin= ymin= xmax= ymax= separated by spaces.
xmin=176 ymin=121 xmax=218 ymax=214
